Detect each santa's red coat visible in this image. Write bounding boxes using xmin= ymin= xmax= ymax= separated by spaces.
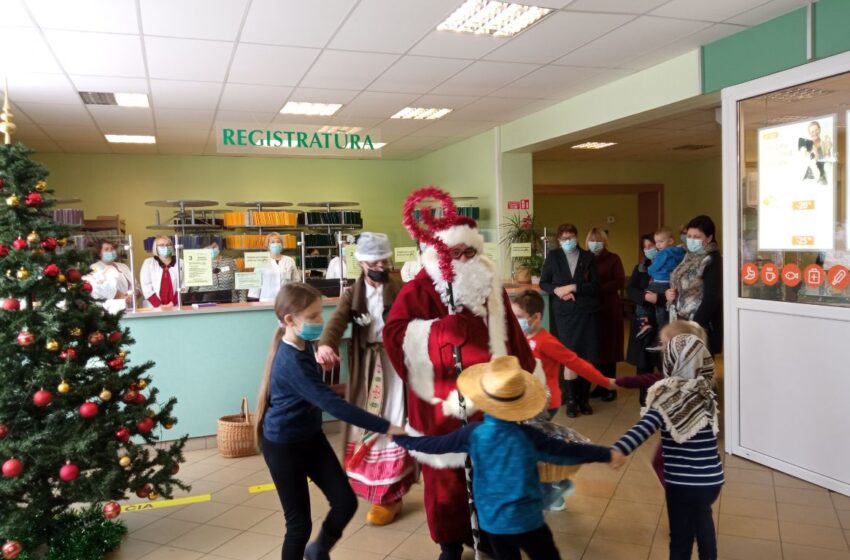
xmin=383 ymin=268 xmax=536 ymax=545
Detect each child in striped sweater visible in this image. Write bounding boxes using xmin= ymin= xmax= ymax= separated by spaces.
xmin=610 ymin=332 xmax=723 ymax=560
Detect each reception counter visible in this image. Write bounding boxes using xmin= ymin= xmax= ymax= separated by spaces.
xmin=122 ymin=285 xmax=547 ymax=439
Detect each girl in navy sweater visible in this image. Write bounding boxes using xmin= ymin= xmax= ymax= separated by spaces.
xmin=610 ymin=333 xmax=723 ymax=560
xmin=255 ymin=283 xmax=405 ymax=560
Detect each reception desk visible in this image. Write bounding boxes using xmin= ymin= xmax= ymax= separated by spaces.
xmin=122 ymin=285 xmax=548 ymax=440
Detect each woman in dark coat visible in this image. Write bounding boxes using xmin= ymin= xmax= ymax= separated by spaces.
xmin=585 ymin=228 xmax=625 ymax=402
xmin=539 ymin=223 xmax=600 ymax=415
xmin=626 ymin=234 xmax=662 ymax=405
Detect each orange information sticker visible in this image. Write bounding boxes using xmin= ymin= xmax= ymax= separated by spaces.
xmin=827 ymin=265 xmax=850 ymax=290
xmin=792 ymin=200 xmax=816 ymax=211
xmin=741 ymin=262 xmax=759 ymax=286
xmin=791 ymin=236 xmax=815 ymax=246
xmin=782 ymin=264 xmax=801 ymax=287
xmin=760 ymin=262 xmax=779 ymax=286
xmin=804 ymin=264 xmax=825 ymax=288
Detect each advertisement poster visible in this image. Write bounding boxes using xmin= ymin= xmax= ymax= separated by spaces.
xmin=182 ymin=249 xmax=213 ymax=287
xmin=758 ymin=114 xmax=836 ymax=251
xmin=243 ymin=252 xmax=269 ymax=269
xmin=234 ymin=272 xmax=261 ymax=290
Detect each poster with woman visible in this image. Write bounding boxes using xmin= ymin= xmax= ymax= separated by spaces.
xmin=758 ymin=115 xmax=836 ymax=251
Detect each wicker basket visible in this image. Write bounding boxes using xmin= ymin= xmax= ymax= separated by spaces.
xmin=538 ymin=463 xmax=582 ymax=483
xmin=217 ymin=397 xmax=258 ymax=458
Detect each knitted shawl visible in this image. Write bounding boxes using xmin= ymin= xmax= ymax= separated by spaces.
xmin=669 ymin=243 xmax=718 ymax=320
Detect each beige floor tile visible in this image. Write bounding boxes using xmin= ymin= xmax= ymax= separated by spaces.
xmin=248 ymin=512 xmax=285 ymax=537
xmin=782 ymin=543 xmax=850 ymax=560
xmin=389 ymin=532 xmax=443 ymax=560
xmin=778 ymin=502 xmax=841 ymax=528
xmin=120 ymin=512 xmax=161 ymax=533
xmin=176 ymin=462 xmax=224 ymax=482
xmin=106 ymin=538 xmax=160 ymax=560
xmin=233 ymin=469 xmax=276 ymax=487
xmin=716 ymin=534 xmax=782 ymax=560
xmin=724 ymin=455 xmax=771 ymax=472
xmin=208 ymin=531 xmax=281 ymax=559
xmin=780 ymin=521 xmax=849 ymax=551
xmin=174 ymin=478 xmax=231 ymax=497
xmin=256 ymin=544 xmax=282 ymax=560
xmin=719 ymin=496 xmax=778 ymax=520
xmin=620 ymin=468 xmax=664 ymax=488
xmin=721 ymin=481 xmax=776 ymax=501
xmin=718 ymin=513 xmax=780 ymax=541
xmin=200 ymin=454 xmax=255 ymax=467
xmin=613 ymin=481 xmax=666 ymax=506
xmin=167 ymin=525 xmax=241 ymax=554
xmin=131 ymin=518 xmax=201 ymax=545
xmin=168 ymin=501 xmax=235 ymax=524
xmin=242 ymin=491 xmax=284 ymax=511
xmin=774 ymin=471 xmax=825 ymax=490
xmin=564 ymin=494 xmax=611 ymax=516
xmin=550 ymin=531 xmax=592 ymax=560
xmin=341 ymin=525 xmax=412 ymax=555
xmin=841 ymin=510 xmax=850 ymax=530
xmin=723 ymin=466 xmax=774 ymax=486
xmin=208 ymin=505 xmax=275 ymax=530
xmin=833 ymin=493 xmax=850 ymax=511
xmin=582 ymin=536 xmax=650 ymax=560
xmin=547 ymin=511 xmax=600 ymax=537
xmin=333 ymin=546 xmax=386 ymax=560
xmin=209 ymin=485 xmax=253 ymax=506
xmin=387 ymin=501 xmax=429 ymax=532
xmin=137 ymin=547 xmax=204 ymax=560
xmin=593 ymin=516 xmax=656 ymax=546
xmin=776 ymin=486 xmax=836 ymax=508
xmin=202 ymin=466 xmax=262 ymax=485
xmin=602 ymin=499 xmax=663 ymax=525
xmin=573 ymin=477 xmax=618 ymax=498
xmin=574 ymin=462 xmax=624 ymax=483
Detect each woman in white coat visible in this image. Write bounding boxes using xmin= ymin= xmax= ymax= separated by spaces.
xmin=248 ymin=232 xmax=300 ymax=302
xmin=325 ymin=234 xmax=355 ymax=279
xmin=86 ymin=239 xmax=136 ymax=313
xmin=139 ymin=236 xmax=180 ymax=309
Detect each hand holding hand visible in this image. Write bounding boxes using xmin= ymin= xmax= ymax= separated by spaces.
xmin=665 ymin=288 xmax=677 ymax=304
xmin=563 ymin=293 xmax=576 ymax=302
xmin=387 ymin=425 xmax=408 ymax=437
xmin=609 ymin=449 xmax=626 ymax=470
xmin=553 ymin=286 xmax=570 ymax=298
xmin=644 ymin=291 xmax=658 ymax=304
xmin=608 ymin=378 xmax=618 ymax=390
xmin=316 ymin=345 xmax=340 ymax=369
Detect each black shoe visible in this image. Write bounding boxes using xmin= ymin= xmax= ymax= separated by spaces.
xmin=589 ymin=385 xmax=608 ymax=399
xmin=577 ymin=379 xmax=593 ymax=415
xmin=304 ymin=530 xmax=336 ymax=560
xmin=601 ymin=390 xmax=618 ymax=402
xmin=439 ymin=542 xmax=463 ymax=560
xmin=563 ymin=379 xmax=579 ymax=418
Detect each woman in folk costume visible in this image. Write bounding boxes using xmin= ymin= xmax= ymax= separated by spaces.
xmin=384 ymin=187 xmax=538 ymax=560
xmin=316 ymin=232 xmax=416 ymax=526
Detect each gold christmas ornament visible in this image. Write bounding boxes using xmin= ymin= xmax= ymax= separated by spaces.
xmin=57 ymin=381 xmax=70 ymax=394
xmin=5 ymin=194 xmax=19 ymax=207
xmin=70 ymin=327 xmax=82 ymax=337
xmin=99 ymin=388 xmax=112 ymax=401
xmin=26 ymin=231 xmax=40 ymax=245
xmin=137 ymin=379 xmax=147 ymax=389
xmin=147 ymin=491 xmax=159 ymax=501
xmin=117 ymin=351 xmax=127 ymax=359
xmin=0 ymin=80 xmax=16 ymax=145
xmin=35 ymin=180 xmax=47 ymax=192
xmin=15 ymin=267 xmax=29 ymax=280
xmin=57 ymin=238 xmax=68 ymax=247
xmin=118 ymin=456 xmax=131 ymax=468
xmin=46 ymin=339 xmax=59 ymax=352
xmin=57 ymin=274 xmax=66 ymax=283
xmin=163 ymin=422 xmax=174 ymax=430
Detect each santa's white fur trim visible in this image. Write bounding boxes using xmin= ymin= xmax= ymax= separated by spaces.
xmin=442 ymin=389 xmax=478 ymax=419
xmin=435 ymin=224 xmax=484 ymax=253
xmin=402 ymin=319 xmax=441 ymax=405
xmin=405 ymin=424 xmax=467 ymax=469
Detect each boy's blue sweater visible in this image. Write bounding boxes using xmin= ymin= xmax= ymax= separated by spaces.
xmin=648 ymin=245 xmax=686 ymax=282
xmin=394 ymin=414 xmax=611 ymax=535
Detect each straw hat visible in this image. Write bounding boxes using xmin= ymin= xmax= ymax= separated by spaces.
xmin=457 ymin=356 xmax=546 ymax=422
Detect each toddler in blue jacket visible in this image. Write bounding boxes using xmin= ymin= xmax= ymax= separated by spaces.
xmin=393 ymin=355 xmax=613 ymax=560
xmin=637 ymin=227 xmax=686 ymax=339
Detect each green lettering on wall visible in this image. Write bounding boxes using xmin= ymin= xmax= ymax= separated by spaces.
xmin=285 ymin=131 xmax=295 ymax=148
xmin=309 ymin=132 xmax=322 ymax=148
xmin=322 ymin=133 xmax=331 ymax=148
xmin=236 ymin=129 xmax=247 ymax=146
xmin=222 ymin=128 xmax=235 ymax=145
xmin=272 ymin=131 xmax=284 ymax=147
xmin=334 ymin=133 xmax=347 ymax=150
xmin=248 ymin=130 xmax=263 ymax=146
xmin=363 ymin=135 xmax=374 ymax=150
xmin=349 ymin=134 xmax=361 ymax=150
xmin=296 ymin=132 xmax=308 ymax=148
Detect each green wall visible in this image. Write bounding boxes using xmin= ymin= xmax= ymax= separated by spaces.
xmin=814 ymin=0 xmax=850 ymax=59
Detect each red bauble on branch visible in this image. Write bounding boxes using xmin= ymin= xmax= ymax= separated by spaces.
xmin=2 ymin=458 xmax=24 ymax=477
xmin=122 ymin=389 xmax=138 ymax=403
xmin=65 ymin=269 xmax=82 ymax=283
xmin=59 ymin=462 xmax=80 ymax=482
xmin=136 ymin=417 xmax=154 ymax=434
xmin=0 ymin=244 xmax=8 ymax=257
xmin=80 ymin=282 xmax=93 ymax=293
xmin=102 ymin=502 xmax=121 ymax=520
xmin=108 ymin=331 xmax=123 ymax=343
xmin=115 ymin=427 xmax=131 ymax=442
xmin=135 ymin=485 xmax=151 ymax=498
xmin=79 ymin=402 xmax=98 ymax=418
xmin=134 ymin=393 xmax=147 ymax=405
xmin=12 ymin=237 xmax=27 ymax=251
xmin=24 ymin=192 xmax=43 ymax=207
xmin=2 ymin=540 xmax=22 ymax=560
xmin=59 ymin=348 xmax=77 ymax=362
xmin=1 ymin=298 xmax=20 ymax=311
xmin=41 ymin=237 xmax=58 ymax=251
xmin=16 ymin=329 xmax=34 ymax=347
xmin=43 ymin=263 xmax=60 ymax=278
xmin=108 ymin=357 xmax=125 ymax=371
xmin=0 ymin=424 xmax=8 ymax=439
xmin=33 ymin=389 xmax=53 ymax=407
xmin=88 ymin=331 xmax=104 ymax=345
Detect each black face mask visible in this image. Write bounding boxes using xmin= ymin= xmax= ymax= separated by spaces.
xmin=366 ymin=269 xmax=389 ymax=283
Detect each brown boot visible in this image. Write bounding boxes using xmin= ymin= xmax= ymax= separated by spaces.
xmin=366 ymin=500 xmax=402 ymax=525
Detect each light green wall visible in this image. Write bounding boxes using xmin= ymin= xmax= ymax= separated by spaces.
xmin=34 ymin=153 xmax=417 ymax=259
xmin=814 ymin=0 xmax=850 ymax=59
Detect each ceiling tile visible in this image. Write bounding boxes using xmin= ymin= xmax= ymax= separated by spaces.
xmin=40 ymin=124 xmax=105 ymax=141
xmin=14 ymin=124 xmax=47 ymax=140
xmin=154 ymin=108 xmax=215 ymax=128
xmin=270 ymin=113 xmax=331 ymax=126
xmin=27 ymin=0 xmax=138 ymax=33
xmin=154 ymin=128 xmax=210 ymax=143
xmin=565 ymin=0 xmax=670 ymax=14
xmin=621 ymin=23 xmax=744 ymax=70
xmin=375 ymin=118 xmax=433 ymax=138
xmin=56 ymin=140 xmax=111 ymax=153
xmin=7 ymin=105 xmax=33 ymax=124
xmin=369 ymin=56 xmax=470 ymax=94
xmin=0 ymin=28 xmax=59 ymax=74
xmin=485 ymin=11 xmax=634 ymax=64
xmin=141 ymin=0 xmax=248 ymax=40
xmin=726 ymin=0 xmax=809 ymax=25
xmin=410 ymin=31 xmax=504 ymax=59
xmin=145 ymin=37 xmax=232 ymax=81
xmin=156 ymin=142 xmax=207 ymax=154
xmin=214 ymin=109 xmax=279 ymax=124
xmin=219 ymin=83 xmax=291 ymax=112
xmin=69 ymin=76 xmax=149 ymax=94
xmin=336 ymin=91 xmax=419 ymax=118
xmin=299 ymin=51 xmax=398 ymax=90
xmin=651 ymin=0 xmax=772 ymax=22
xmin=412 ymin=94 xmax=481 ymax=110
xmin=8 ymin=74 xmax=80 ymax=105
xmin=384 ymin=136 xmax=445 ymax=150
xmin=329 ymin=0 xmax=458 ymax=53
xmin=241 ymin=0 xmax=357 ymax=48
xmin=287 ymin=88 xmax=361 ymax=105
xmin=1 ymin=0 xmax=35 ymax=27
xmin=228 ymin=44 xmax=319 ymax=86
xmin=150 ymin=80 xmax=223 ymax=110
xmin=449 ymin=97 xmax=551 ymax=121
xmin=493 ymin=65 xmax=603 ymax=99
xmin=88 ymin=105 xmax=154 ymax=129
xmin=324 ymin=116 xmax=385 ymax=128
xmin=21 ymin=138 xmax=61 ymax=152
xmin=554 ymin=16 xmax=711 ymax=68
xmin=45 ymin=31 xmax=145 ymax=77
xmin=430 ymin=61 xmax=539 ymax=96
xmin=409 ymin=119 xmax=497 ymax=137
xmin=16 ymin=102 xmax=92 ymax=125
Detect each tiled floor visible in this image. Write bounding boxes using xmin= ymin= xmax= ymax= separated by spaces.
xmin=108 ymin=377 xmax=850 ymax=560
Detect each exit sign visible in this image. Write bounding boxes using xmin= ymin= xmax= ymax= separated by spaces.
xmin=507 ymin=199 xmax=529 ymax=210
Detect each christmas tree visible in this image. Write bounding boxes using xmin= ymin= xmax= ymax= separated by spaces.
xmin=0 ymin=131 xmax=188 ymax=555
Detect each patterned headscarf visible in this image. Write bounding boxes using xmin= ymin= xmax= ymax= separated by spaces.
xmin=644 ymin=333 xmax=718 ymax=443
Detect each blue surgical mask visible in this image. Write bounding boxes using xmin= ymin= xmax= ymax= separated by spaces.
xmin=269 ymin=243 xmax=283 ymax=255
xmin=211 ymin=248 xmax=220 ymax=258
xmin=560 ymin=239 xmax=577 ymax=252
xmin=296 ymin=320 xmax=324 ymax=341
xmin=686 ymin=238 xmax=705 ymax=254
xmin=102 ymin=251 xmax=117 ymax=263
xmin=680 ymin=234 xmax=688 ymax=244
xmin=518 ymin=318 xmax=532 ymax=334
xmin=157 ymin=246 xmax=173 ymax=258
xmin=419 ymin=242 xmax=427 ymax=252
xmin=588 ymin=241 xmax=604 ymax=254
xmin=644 ymin=248 xmax=658 ymax=260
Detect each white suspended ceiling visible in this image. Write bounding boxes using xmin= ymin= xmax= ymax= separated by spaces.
xmin=1 ymin=0 xmax=811 ymax=160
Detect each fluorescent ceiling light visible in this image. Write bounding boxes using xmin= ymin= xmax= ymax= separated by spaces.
xmin=280 ymin=102 xmax=342 ymax=116
xmin=437 ymin=0 xmax=552 ymax=37
xmin=391 ymin=107 xmax=452 ymax=120
xmin=79 ymin=91 xmax=149 ymax=107
xmin=571 ymin=142 xmax=616 ymax=150
xmin=317 ymin=125 xmax=362 ymax=134
xmin=113 ymin=93 xmax=149 ymax=108
xmin=105 ymin=134 xmax=156 ymax=144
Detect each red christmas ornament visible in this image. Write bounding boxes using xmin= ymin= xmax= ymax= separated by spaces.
xmin=171 ymin=464 xmax=180 ymax=475
xmin=16 ymin=330 xmax=34 ymax=347
xmin=43 ymin=263 xmax=60 ymax=278
xmin=102 ymin=501 xmax=121 ymax=520
xmin=65 ymin=269 xmax=82 ymax=283
xmin=33 ymin=389 xmax=53 ymax=407
xmin=1 ymin=298 xmax=20 ymax=311
xmin=41 ymin=237 xmax=58 ymax=251
xmin=134 ymin=393 xmax=147 ymax=405
xmin=108 ymin=357 xmax=125 ymax=371
xmin=115 ymin=427 xmax=131 ymax=442
xmin=135 ymin=485 xmax=151 ymax=498
xmin=0 ymin=424 xmax=8 ymax=439
xmin=80 ymin=281 xmax=93 ymax=293
xmin=108 ymin=330 xmax=123 ymax=343
xmin=2 ymin=540 xmax=22 ymax=560
xmin=122 ymin=389 xmax=138 ymax=403
xmin=2 ymin=458 xmax=23 ymax=478
xmin=59 ymin=348 xmax=77 ymax=362
xmin=136 ymin=417 xmax=154 ymax=434
xmin=79 ymin=402 xmax=98 ymax=418
xmin=0 ymin=244 xmax=8 ymax=258
xmin=12 ymin=238 xmax=27 ymax=251
xmin=59 ymin=462 xmax=80 ymax=482
xmin=24 ymin=192 xmax=43 ymax=207
xmin=87 ymin=331 xmax=105 ymax=345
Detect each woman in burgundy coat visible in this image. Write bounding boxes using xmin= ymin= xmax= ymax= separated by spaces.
xmin=586 ymin=228 xmax=625 ymax=401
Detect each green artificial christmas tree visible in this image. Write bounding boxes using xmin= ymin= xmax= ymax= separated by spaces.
xmin=0 ymin=131 xmax=188 ymax=556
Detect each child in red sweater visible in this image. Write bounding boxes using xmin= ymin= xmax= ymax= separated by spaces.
xmin=512 ymin=290 xmax=616 ymax=419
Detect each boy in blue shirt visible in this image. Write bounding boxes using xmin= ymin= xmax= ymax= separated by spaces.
xmin=637 ymin=227 xmax=686 ymax=339
xmin=393 ymin=356 xmax=613 ymax=560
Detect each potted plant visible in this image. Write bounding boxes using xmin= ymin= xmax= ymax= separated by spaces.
xmin=501 ymin=213 xmax=544 ymax=284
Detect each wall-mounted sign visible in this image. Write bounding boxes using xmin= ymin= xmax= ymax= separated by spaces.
xmin=216 ymin=122 xmax=384 ymax=158
xmin=510 ymin=243 xmax=532 ymax=258
xmin=483 ymin=243 xmax=499 ymax=262
xmin=183 ymin=249 xmax=213 ymax=287
xmin=235 ymin=272 xmax=261 ymax=290
xmin=507 ymin=199 xmax=530 ymax=210
xmin=394 ymin=247 xmax=418 ymax=263
xmin=243 ymin=252 xmax=269 ymax=269
xmin=344 ymin=246 xmax=361 ymax=279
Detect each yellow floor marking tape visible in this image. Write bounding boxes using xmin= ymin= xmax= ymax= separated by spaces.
xmin=248 ymin=479 xmax=312 ymax=494
xmin=121 ymin=493 xmax=211 ymax=513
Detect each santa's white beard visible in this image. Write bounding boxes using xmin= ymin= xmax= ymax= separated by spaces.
xmin=424 ymin=252 xmax=493 ymax=317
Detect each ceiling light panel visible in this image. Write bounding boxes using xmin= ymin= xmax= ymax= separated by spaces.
xmin=437 ymin=0 xmax=552 ymax=37
xmin=105 ymin=134 xmax=156 ymax=144
xmin=571 ymin=141 xmax=617 ymax=149
xmin=280 ymin=102 xmax=342 ymax=116
xmin=317 ymin=125 xmax=362 ymax=134
xmin=391 ymin=107 xmax=453 ymax=120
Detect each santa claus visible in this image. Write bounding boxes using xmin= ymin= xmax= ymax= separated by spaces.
xmin=384 ymin=187 xmax=537 ymax=559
